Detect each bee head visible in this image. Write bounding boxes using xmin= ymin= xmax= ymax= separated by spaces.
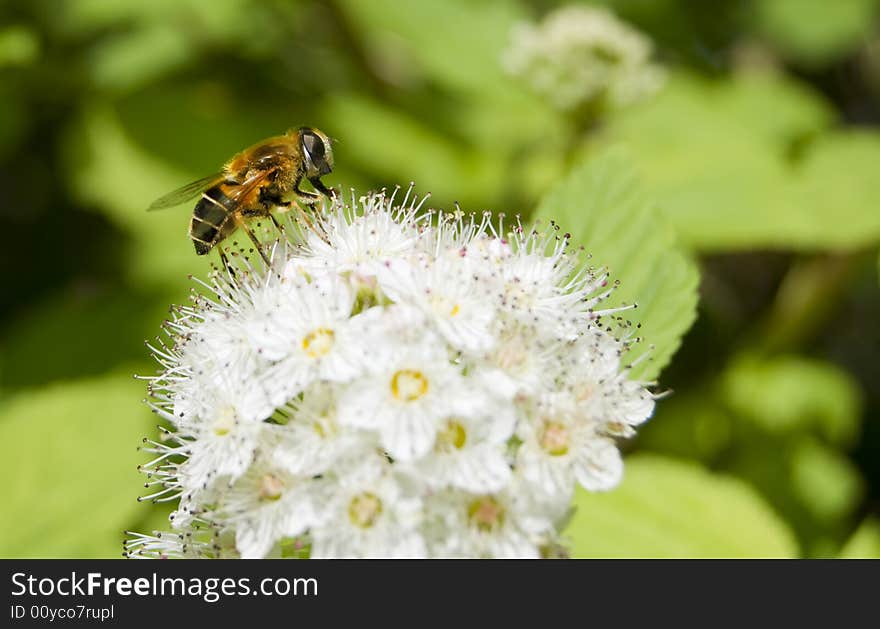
xmin=298 ymin=127 xmax=334 ymax=178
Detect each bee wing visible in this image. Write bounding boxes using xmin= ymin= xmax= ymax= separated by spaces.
xmin=147 ymin=174 xmax=225 ymax=211
xmin=223 ymin=166 xmax=280 ymax=204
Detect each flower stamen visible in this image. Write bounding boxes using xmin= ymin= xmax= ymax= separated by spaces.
xmin=540 ymin=421 xmax=571 ymax=456
xmin=468 ymin=497 xmax=505 ymax=533
xmin=390 ymin=369 xmax=429 ymax=402
xmin=258 ymin=474 xmax=284 ymax=501
xmin=435 ymin=419 xmax=467 ymax=452
xmin=302 ymin=327 xmax=335 ymax=358
xmin=348 ymin=492 xmax=383 ymax=528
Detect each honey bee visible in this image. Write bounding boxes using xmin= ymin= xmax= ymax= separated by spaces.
xmin=148 ymin=126 xmax=335 ymax=265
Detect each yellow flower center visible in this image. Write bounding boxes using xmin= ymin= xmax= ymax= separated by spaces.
xmin=212 ymin=406 xmax=236 ymax=436
xmin=467 ymin=497 xmax=505 ymax=533
xmin=540 ymin=421 xmax=571 ymax=456
xmin=435 ymin=419 xmax=467 ymax=452
xmin=431 ymin=294 xmax=461 ymax=318
xmin=390 ymin=369 xmax=429 ymax=402
xmin=258 ymin=474 xmax=284 ymax=501
xmin=348 ymin=492 xmax=383 ymax=528
xmin=301 ymin=327 xmax=335 ymax=358
xmin=312 ymin=412 xmax=337 ymax=439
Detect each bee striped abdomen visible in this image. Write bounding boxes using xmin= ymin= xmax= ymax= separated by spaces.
xmin=190 ymin=184 xmax=236 ymax=255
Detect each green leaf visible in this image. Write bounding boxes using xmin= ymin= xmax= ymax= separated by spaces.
xmin=86 ymin=25 xmax=191 ymax=92
xmin=322 ymin=93 xmax=505 ymax=209
xmin=64 ymin=105 xmax=212 ymax=287
xmin=566 ymin=454 xmax=799 ymax=558
xmin=793 ymin=131 xmax=880 ymax=249
xmin=724 ymin=435 xmax=864 ymax=550
xmin=0 ymin=287 xmax=165 ymax=390
xmin=635 ymin=392 xmax=733 ymax=462
xmin=789 ymin=437 xmax=864 ymax=523
xmin=721 ymin=354 xmax=862 ymax=446
xmin=599 ymin=71 xmax=880 ymax=251
xmin=599 ymin=73 xmax=800 ymax=252
xmin=608 ymin=71 xmax=833 ymax=161
xmin=534 ymin=148 xmax=699 ymax=381
xmin=0 ymin=373 xmax=154 ymax=558
xmin=753 ymin=0 xmax=880 ymax=67
xmin=59 ymin=0 xmax=260 ymax=39
xmin=839 ymin=518 xmax=880 ymax=558
xmin=0 ymin=25 xmax=39 ymax=68
xmin=336 ymin=0 xmax=526 ymax=97
xmin=335 ymin=0 xmax=562 ymax=156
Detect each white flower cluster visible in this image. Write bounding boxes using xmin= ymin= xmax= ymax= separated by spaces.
xmin=503 ymin=5 xmax=665 ymax=112
xmin=127 ymin=189 xmax=655 ymax=559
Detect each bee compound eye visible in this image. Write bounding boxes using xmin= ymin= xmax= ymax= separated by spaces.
xmin=302 ymin=131 xmax=325 ymax=161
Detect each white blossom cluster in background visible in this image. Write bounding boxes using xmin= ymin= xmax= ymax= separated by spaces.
xmin=503 ymin=5 xmax=665 ymax=112
xmin=126 ymin=188 xmax=656 ymax=559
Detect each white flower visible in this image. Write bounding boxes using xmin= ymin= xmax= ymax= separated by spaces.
xmin=310 ymin=458 xmax=426 ymax=559
xmin=377 ymin=254 xmax=497 ymax=354
xmin=300 ymin=189 xmax=424 ymax=277
xmin=517 ymin=393 xmax=623 ymax=497
xmin=133 ymin=187 xmax=658 ymax=559
xmin=248 ymin=274 xmax=365 ymax=407
xmin=271 ymin=383 xmax=376 ymax=476
xmin=152 ymin=379 xmax=274 ymax=502
xmin=426 ymin=488 xmax=552 ymax=559
xmin=215 ymin=461 xmax=318 ymax=559
xmin=404 ymin=383 xmax=516 ymax=493
xmin=503 ymin=5 xmax=665 ymax=112
xmin=558 ymin=331 xmax=656 ymax=437
xmin=175 ymin=408 xmax=264 ymax=493
xmin=337 ymin=325 xmax=465 ymax=461
xmin=484 ymin=324 xmax=561 ymax=397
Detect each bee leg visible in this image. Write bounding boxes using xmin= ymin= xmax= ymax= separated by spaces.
xmin=237 ymin=217 xmax=272 ymax=267
xmin=288 ymin=192 xmax=317 ymax=226
xmin=259 ymin=193 xmax=289 ymax=235
xmin=308 ymin=176 xmax=336 ymax=198
xmin=293 ymin=180 xmax=321 ymax=204
xmin=294 ymin=201 xmax=317 ymax=231
xmin=217 ymin=247 xmax=235 ymax=276
xmin=291 ymin=199 xmax=334 ymax=245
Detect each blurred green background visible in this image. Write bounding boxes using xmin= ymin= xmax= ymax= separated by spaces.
xmin=1 ymin=0 xmax=879 ymax=558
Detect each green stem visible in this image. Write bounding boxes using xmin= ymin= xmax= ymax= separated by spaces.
xmin=752 ymin=252 xmax=863 ymax=354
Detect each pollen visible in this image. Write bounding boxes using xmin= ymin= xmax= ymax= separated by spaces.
xmin=435 ymin=418 xmax=467 ymax=452
xmin=258 ymin=474 xmax=284 ymax=501
xmin=467 ymin=496 xmax=506 ymax=533
xmin=540 ymin=421 xmax=571 ymax=456
xmin=348 ymin=492 xmax=383 ymax=528
xmin=390 ymin=369 xmax=429 ymax=402
xmin=301 ymin=327 xmax=335 ymax=358
xmin=430 ymin=294 xmax=461 ymax=318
